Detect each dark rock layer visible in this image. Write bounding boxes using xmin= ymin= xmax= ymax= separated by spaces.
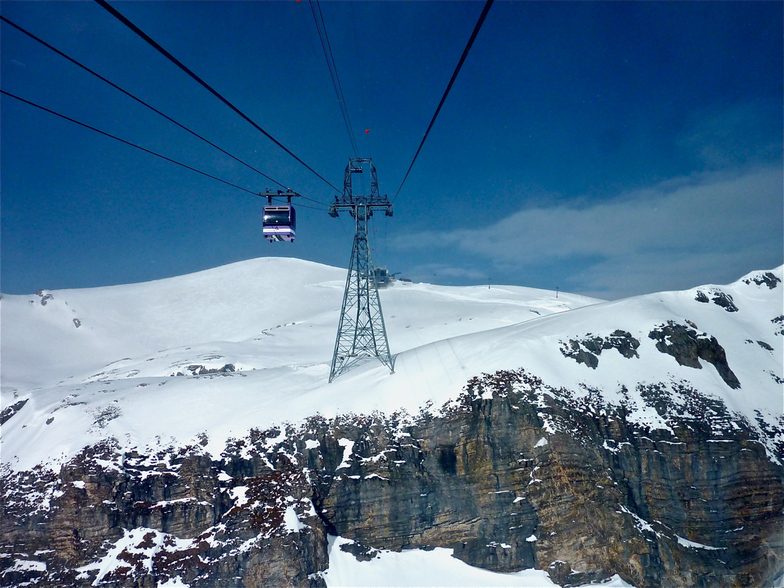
xmin=648 ymin=321 xmax=741 ymax=389
xmin=561 ymin=330 xmax=641 ymax=369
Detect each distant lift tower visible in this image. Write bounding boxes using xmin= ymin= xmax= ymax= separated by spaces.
xmin=328 ymin=158 xmax=394 ymax=382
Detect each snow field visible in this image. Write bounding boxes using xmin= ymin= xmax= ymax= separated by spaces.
xmin=323 ymin=536 xmax=635 ymax=588
xmin=1 ymin=259 xmax=781 ymax=472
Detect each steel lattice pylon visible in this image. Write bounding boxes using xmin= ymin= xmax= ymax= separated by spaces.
xmin=328 ymin=158 xmax=394 ymax=382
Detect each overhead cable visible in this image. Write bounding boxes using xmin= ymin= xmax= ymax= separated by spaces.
xmin=309 ymin=0 xmax=359 ymax=157
xmin=0 ymin=15 xmax=293 ymax=192
xmin=393 ymin=0 xmax=494 ymax=202
xmin=288 ymin=200 xmax=327 ymax=212
xmin=2 ymin=89 xmax=261 ymax=197
xmin=3 ymin=88 xmax=327 ymax=213
xmin=94 ymin=0 xmax=341 ymax=193
xmin=293 ymin=194 xmax=329 ymax=208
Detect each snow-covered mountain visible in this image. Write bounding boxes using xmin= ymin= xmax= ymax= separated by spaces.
xmin=2 ymin=258 xmax=780 ymax=471
xmin=0 ymin=257 xmax=600 ymax=471
xmin=1 ymin=258 xmax=782 ymax=588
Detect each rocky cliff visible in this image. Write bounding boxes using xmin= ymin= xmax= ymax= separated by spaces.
xmin=2 ymin=365 xmax=782 ymax=587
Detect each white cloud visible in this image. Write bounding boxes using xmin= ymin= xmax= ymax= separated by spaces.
xmin=393 ymin=165 xmax=783 ymax=299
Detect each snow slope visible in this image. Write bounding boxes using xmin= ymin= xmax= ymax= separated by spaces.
xmin=322 ymin=536 xmax=634 ymax=587
xmin=1 ymin=258 xmax=781 ymax=472
xmin=0 ymin=257 xmax=600 ymax=470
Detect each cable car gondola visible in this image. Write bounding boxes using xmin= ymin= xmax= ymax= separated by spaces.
xmin=261 ymin=190 xmax=298 ymax=242
xmin=263 ymin=205 xmax=296 ymax=242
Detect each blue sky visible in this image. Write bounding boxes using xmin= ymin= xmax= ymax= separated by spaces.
xmin=2 ymin=1 xmax=782 ymax=299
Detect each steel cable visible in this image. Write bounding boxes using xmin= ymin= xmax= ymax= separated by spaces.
xmin=393 ymin=0 xmax=494 ymax=202
xmin=94 ymin=0 xmax=341 ymax=193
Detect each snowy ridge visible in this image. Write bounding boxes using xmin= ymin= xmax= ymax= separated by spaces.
xmin=0 ymin=257 xmax=601 ymax=471
xmin=1 ymin=260 xmax=781 ymax=472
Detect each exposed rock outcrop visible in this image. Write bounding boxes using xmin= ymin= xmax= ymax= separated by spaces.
xmin=742 ymin=271 xmax=781 ymax=289
xmin=0 ymin=399 xmax=28 ymax=426
xmin=560 ymin=331 xmax=641 ymax=368
xmin=36 ymin=290 xmax=54 ymax=306
xmin=694 ymin=288 xmax=740 ymax=312
xmin=648 ymin=321 xmax=741 ymax=389
xmin=773 ymin=316 xmax=784 ymax=336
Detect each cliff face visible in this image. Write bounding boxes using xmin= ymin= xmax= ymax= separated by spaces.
xmin=2 ymin=368 xmax=782 ymax=588
xmin=1 ymin=439 xmax=328 ymax=588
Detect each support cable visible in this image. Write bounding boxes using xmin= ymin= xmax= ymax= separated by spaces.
xmin=3 ymin=88 xmax=329 ymax=212
xmin=0 ymin=15 xmax=294 ymax=193
xmin=2 ymin=89 xmax=278 ymax=199
xmin=94 ymin=0 xmax=341 ymax=193
xmin=393 ymin=0 xmax=494 ymax=202
xmin=309 ymin=0 xmax=359 ymax=157
xmin=295 ymin=194 xmax=330 ymax=208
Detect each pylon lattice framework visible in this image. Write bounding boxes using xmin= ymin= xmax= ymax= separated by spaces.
xmin=328 ymin=158 xmax=394 ymax=382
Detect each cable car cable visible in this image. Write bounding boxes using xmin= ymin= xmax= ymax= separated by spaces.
xmin=309 ymin=0 xmax=359 ymax=158
xmin=3 ymin=88 xmax=328 ymax=216
xmin=294 ymin=194 xmax=329 ymax=208
xmin=2 ymin=16 xmax=329 ymax=210
xmin=296 ymin=1 xmax=360 ymax=171
xmin=0 ymin=15 xmax=294 ymax=193
xmin=393 ymin=0 xmax=494 ymax=202
xmin=311 ymin=0 xmax=359 ymax=157
xmin=2 ymin=89 xmax=265 ymax=198
xmin=295 ymin=201 xmax=329 ymax=212
xmin=94 ymin=0 xmax=342 ymax=194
